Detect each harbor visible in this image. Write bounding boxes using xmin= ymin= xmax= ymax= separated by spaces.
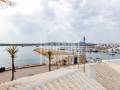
xmin=0 ymin=0 xmax=120 ymax=89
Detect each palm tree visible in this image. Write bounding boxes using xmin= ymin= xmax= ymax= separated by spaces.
xmin=47 ymin=50 xmax=52 ymax=71
xmin=39 ymin=50 xmax=53 ymax=72
xmin=34 ymin=48 xmax=59 ymax=71
xmin=6 ymin=46 xmax=18 ymax=80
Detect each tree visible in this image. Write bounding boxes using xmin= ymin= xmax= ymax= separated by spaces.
xmin=34 ymin=48 xmax=63 ymax=71
xmin=42 ymin=50 xmax=53 ymax=72
xmin=47 ymin=50 xmax=52 ymax=71
xmin=0 ymin=0 xmax=16 ymax=8
xmin=34 ymin=49 xmax=55 ymax=72
xmin=6 ymin=46 xmax=18 ymax=80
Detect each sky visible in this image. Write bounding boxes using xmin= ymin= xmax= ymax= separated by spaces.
xmin=0 ymin=0 xmax=120 ymax=43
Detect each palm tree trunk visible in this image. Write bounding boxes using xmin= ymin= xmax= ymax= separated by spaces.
xmin=56 ymin=55 xmax=59 ymax=69
xmin=56 ymin=62 xmax=59 ymax=69
xmin=11 ymin=58 xmax=15 ymax=81
xmin=83 ymin=56 xmax=86 ymax=72
xmin=49 ymin=56 xmax=51 ymax=72
xmin=83 ymin=61 xmax=85 ymax=72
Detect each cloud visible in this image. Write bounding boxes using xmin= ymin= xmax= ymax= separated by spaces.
xmin=0 ymin=0 xmax=120 ymax=43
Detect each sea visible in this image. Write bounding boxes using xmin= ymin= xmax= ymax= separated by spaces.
xmin=0 ymin=46 xmax=120 ymax=68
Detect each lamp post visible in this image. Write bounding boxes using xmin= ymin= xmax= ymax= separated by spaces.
xmin=83 ymin=36 xmax=86 ymax=72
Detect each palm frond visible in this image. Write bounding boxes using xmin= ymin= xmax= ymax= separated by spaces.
xmin=6 ymin=46 xmax=18 ymax=58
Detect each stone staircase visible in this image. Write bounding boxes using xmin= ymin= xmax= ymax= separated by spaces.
xmin=96 ymin=63 xmax=120 ymax=90
xmin=0 ymin=68 xmax=106 ymax=90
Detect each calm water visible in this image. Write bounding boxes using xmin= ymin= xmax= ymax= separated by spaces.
xmin=0 ymin=46 xmax=120 ymax=68
xmin=86 ymin=52 xmax=120 ymax=60
xmin=0 ymin=47 xmax=44 ymax=67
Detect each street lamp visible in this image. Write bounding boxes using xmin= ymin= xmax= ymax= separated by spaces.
xmin=83 ymin=36 xmax=86 ymax=72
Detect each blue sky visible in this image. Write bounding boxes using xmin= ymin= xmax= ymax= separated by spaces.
xmin=0 ymin=0 xmax=120 ymax=43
